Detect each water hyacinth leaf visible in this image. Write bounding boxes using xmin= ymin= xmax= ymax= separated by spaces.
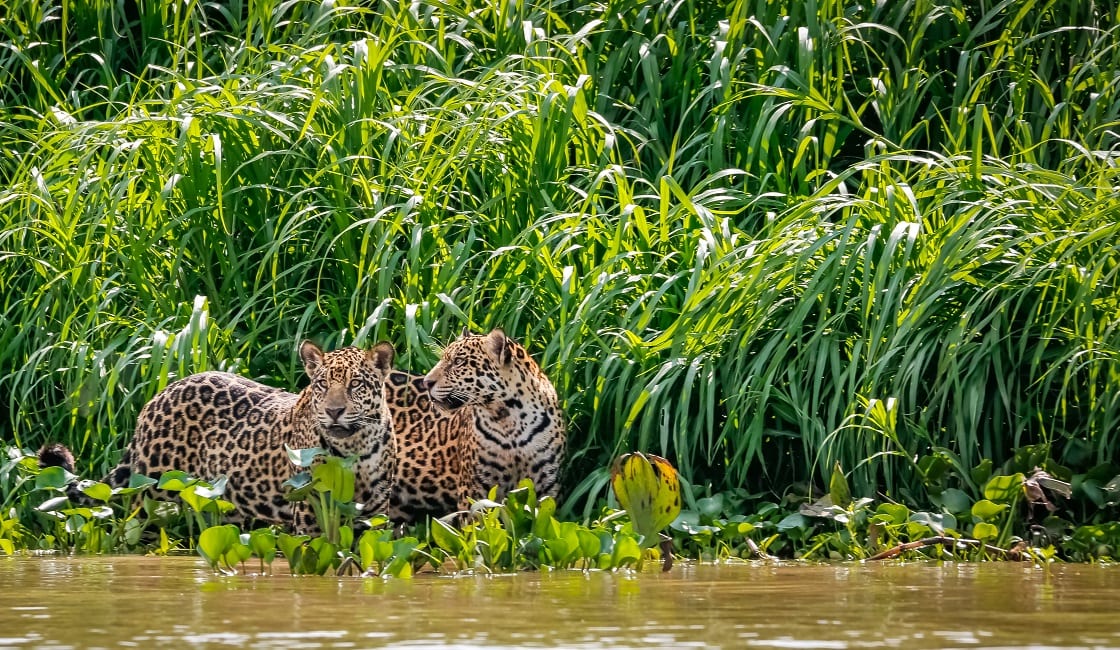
xmin=358 ymin=530 xmax=396 ymax=569
xmin=283 ymin=471 xmax=315 ymax=500
xmin=984 ymin=474 xmax=1025 ymax=503
xmin=874 ymin=503 xmax=910 ymax=525
xmin=358 ymin=532 xmax=377 ymax=570
xmin=35 ymin=466 xmax=75 ymax=491
xmin=128 ymin=473 xmax=159 ymax=489
xmin=577 ymin=529 xmax=601 ymax=559
xmin=311 ymin=456 xmax=355 ymax=502
xmin=197 ymin=524 xmax=239 ymax=569
xmin=972 ymin=522 xmax=999 ymax=542
xmin=277 ymin=533 xmax=310 ymax=574
xmin=157 ymin=471 xmax=195 ymax=492
xmin=829 ymin=461 xmax=852 ymax=508
xmin=180 ymin=484 xmax=235 ymax=515
xmin=532 ymin=497 xmax=559 ymax=539
xmin=249 ymin=529 xmax=277 ymax=565
xmin=610 ymin=533 xmax=642 ymax=568
xmin=909 ymin=511 xmax=955 ymax=535
xmin=610 ymin=452 xmax=682 ymax=547
xmin=544 ymin=534 xmax=575 ymax=565
xmin=194 ymin=476 xmax=229 ymax=499
xmin=936 ymin=488 xmax=972 ymax=514
xmin=430 ymin=517 xmax=464 ymax=554
xmin=308 ymin=538 xmax=336 ymax=575
xmin=286 ymin=446 xmax=327 ymax=468
xmin=971 ymin=499 xmax=1010 ymax=521
xmin=384 ymin=538 xmax=418 ymax=578
xmin=470 ymin=499 xmax=504 ymax=514
xmin=65 ymin=513 xmax=87 ymax=534
xmin=223 ymin=541 xmax=252 ymax=568
xmin=37 ymin=496 xmax=71 ymax=512
xmin=917 ymin=453 xmax=953 ymax=486
xmin=124 ymin=518 xmax=143 ymax=546
xmin=696 ymin=494 xmax=724 ymax=520
xmin=1100 ymin=476 xmax=1120 ymax=507
xmin=78 ymin=481 xmax=112 ymax=503
xmin=970 ymin=459 xmax=994 ymax=487
xmin=478 ymin=525 xmax=510 ymax=567
xmin=777 ymin=512 xmax=810 ymax=531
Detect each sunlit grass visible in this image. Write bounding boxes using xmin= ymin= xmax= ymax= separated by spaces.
xmin=0 ymin=0 xmax=1117 ymax=516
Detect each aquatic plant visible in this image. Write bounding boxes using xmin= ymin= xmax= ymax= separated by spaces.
xmin=609 ymin=452 xmax=682 ymax=569
xmin=2 ymin=442 xmax=1119 ymax=566
xmin=1 ymin=0 xmax=1117 ymax=527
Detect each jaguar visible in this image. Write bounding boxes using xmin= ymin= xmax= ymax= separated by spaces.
xmin=40 ymin=341 xmax=397 ymax=531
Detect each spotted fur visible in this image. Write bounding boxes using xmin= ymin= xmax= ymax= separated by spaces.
xmin=385 ymin=371 xmax=477 ymax=522
xmin=42 ymin=342 xmax=397 ymax=531
xmin=389 ymin=328 xmax=564 ymax=520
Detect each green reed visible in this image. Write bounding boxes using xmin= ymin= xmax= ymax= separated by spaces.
xmin=0 ymin=0 xmax=1117 ymax=517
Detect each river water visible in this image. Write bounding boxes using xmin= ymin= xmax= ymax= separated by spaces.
xmin=0 ymin=556 xmax=1117 ymax=648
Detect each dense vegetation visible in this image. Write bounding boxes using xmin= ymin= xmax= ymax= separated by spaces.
xmin=2 ymin=0 xmax=1119 ymax=553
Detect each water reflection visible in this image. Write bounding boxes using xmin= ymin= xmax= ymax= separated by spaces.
xmin=0 ymin=556 xmax=1117 ymax=649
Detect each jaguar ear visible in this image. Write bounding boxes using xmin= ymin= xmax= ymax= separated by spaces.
xmin=300 ymin=340 xmax=324 ymax=376
xmin=368 ymin=341 xmax=395 ymax=371
xmin=487 ymin=328 xmax=513 ymax=366
xmin=461 ymin=325 xmax=471 ymax=338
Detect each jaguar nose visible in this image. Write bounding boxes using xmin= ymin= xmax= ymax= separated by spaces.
xmin=325 ymin=406 xmax=346 ymax=422
xmin=423 ymin=377 xmax=436 ymax=391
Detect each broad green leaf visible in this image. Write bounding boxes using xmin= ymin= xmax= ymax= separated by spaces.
xmin=937 ymin=488 xmax=971 ymax=514
xmin=198 ymin=525 xmax=239 ymax=569
xmin=829 ymin=461 xmax=851 ymax=508
xmin=972 ymin=522 xmax=999 ymax=542
xmin=532 ymin=498 xmax=559 ymax=539
xmin=777 ymin=512 xmax=810 ymax=531
xmin=577 ymin=529 xmax=601 ymax=560
xmin=249 ymin=528 xmax=277 ymax=565
xmin=128 ymin=473 xmax=159 ymax=490
xmin=65 ymin=514 xmax=87 ymax=534
xmin=311 ymin=456 xmax=355 ymax=502
xmin=79 ymin=481 xmax=112 ymax=503
xmin=610 ymin=452 xmax=682 ymax=547
xmin=908 ymin=511 xmax=956 ymax=535
xmin=157 ymin=471 xmax=195 ymax=491
xmin=222 ymin=541 xmax=252 ymax=568
xmin=35 ymin=466 xmax=75 ymax=491
xmin=971 ymin=499 xmax=1009 ymax=522
xmin=430 ymin=517 xmax=464 ymax=554
xmin=970 ymin=459 xmax=993 ymax=487
xmin=984 ymin=474 xmax=1025 ymax=503
xmin=697 ymin=494 xmax=724 ymax=520
xmin=610 ymin=534 xmax=642 ymax=568
xmin=874 ymin=503 xmax=910 ymax=525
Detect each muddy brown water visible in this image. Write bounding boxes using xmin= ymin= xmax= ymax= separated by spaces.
xmin=1 ymin=556 xmax=1118 ymax=648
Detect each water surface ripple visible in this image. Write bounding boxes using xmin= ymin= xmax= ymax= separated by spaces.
xmin=1 ymin=556 xmax=1117 ymax=649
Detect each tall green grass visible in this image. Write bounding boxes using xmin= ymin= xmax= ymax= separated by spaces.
xmin=1 ymin=0 xmax=1117 ymax=515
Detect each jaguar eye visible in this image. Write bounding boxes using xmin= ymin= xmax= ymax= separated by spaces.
xmin=313 ymin=378 xmax=327 ymax=392
xmin=453 ymin=356 xmax=467 ymax=367
xmin=349 ymin=378 xmax=365 ymax=390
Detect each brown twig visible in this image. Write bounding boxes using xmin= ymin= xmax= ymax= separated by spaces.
xmin=743 ymin=536 xmax=777 ymax=561
xmin=868 ymin=536 xmax=1027 ymax=561
xmin=660 ymin=537 xmax=674 ymax=571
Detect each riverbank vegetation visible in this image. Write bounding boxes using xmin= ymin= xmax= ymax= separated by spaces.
xmin=2 ymin=0 xmax=1119 ymax=563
